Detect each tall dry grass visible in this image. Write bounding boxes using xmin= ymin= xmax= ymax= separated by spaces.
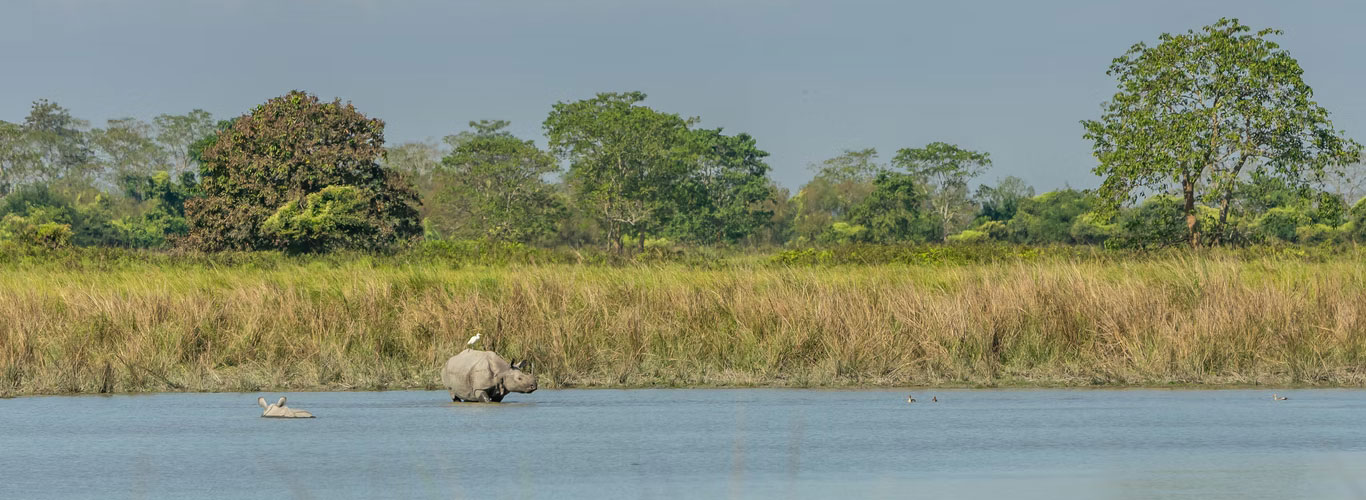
xmin=2 ymin=254 xmax=1365 ymax=396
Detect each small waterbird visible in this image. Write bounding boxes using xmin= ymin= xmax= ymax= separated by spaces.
xmin=1272 ymin=394 xmax=1288 ymax=401
xmin=907 ymin=395 xmax=916 ymax=403
xmin=932 ymin=396 xmax=938 ymax=402
xmin=467 ymin=334 xmax=481 ymax=346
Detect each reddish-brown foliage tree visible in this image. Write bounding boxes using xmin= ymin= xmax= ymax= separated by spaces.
xmin=183 ymin=91 xmax=420 ymax=251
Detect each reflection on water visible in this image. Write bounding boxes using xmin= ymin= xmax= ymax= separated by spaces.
xmin=3 ymin=389 xmax=1366 ymax=499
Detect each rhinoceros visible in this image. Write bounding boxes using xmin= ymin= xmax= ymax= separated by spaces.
xmin=257 ymin=396 xmax=314 ymax=418
xmin=440 ymin=349 xmax=537 ymax=402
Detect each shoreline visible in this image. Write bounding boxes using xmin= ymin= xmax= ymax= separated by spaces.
xmin=6 ymin=380 xmax=1365 ymax=399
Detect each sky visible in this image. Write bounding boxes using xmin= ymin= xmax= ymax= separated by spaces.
xmin=2 ymin=0 xmax=1363 ymax=191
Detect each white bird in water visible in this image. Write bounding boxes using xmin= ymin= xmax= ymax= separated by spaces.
xmin=467 ymin=334 xmax=481 ymax=346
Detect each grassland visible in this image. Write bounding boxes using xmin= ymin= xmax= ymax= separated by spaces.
xmin=2 ymin=246 xmax=1365 ymax=396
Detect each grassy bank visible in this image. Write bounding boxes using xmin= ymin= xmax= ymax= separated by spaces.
xmin=3 ymin=250 xmax=1365 ymax=396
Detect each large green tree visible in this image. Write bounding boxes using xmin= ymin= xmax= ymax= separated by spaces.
xmin=1005 ymin=189 xmax=1094 ymax=244
xmin=23 ymin=99 xmax=92 ymax=182
xmin=1083 ymin=18 xmax=1362 ymax=247
xmin=846 ymin=170 xmax=931 ymax=243
xmin=153 ymin=110 xmax=216 ymax=177
xmin=974 ymin=176 xmax=1035 ymax=222
xmin=184 ymin=91 xmax=421 ymax=252
xmin=892 ymin=142 xmax=991 ymax=241
xmin=543 ymin=92 xmax=693 ymax=253
xmin=791 ymin=149 xmax=881 ymax=243
xmin=435 ymin=120 xmax=563 ymax=243
xmin=0 ymin=121 xmax=39 ymax=194
xmin=383 ymin=139 xmax=445 ymax=227
xmin=667 ymin=128 xmax=775 ymax=244
xmin=90 ymin=118 xmax=167 ymax=182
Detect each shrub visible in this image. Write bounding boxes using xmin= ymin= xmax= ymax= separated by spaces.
xmin=1343 ymin=198 xmax=1366 ymax=243
xmin=31 ymin=222 xmax=72 ymax=248
xmin=1295 ymin=224 xmax=1336 ymax=245
xmin=947 ymin=230 xmax=989 ymax=244
xmin=260 ymin=185 xmax=374 ymax=253
xmin=1110 ymin=195 xmax=1187 ymax=249
xmin=1069 ymin=212 xmax=1114 ymax=245
xmin=825 ymin=222 xmax=868 ymax=243
xmin=977 ymin=220 xmax=1008 ymax=240
xmin=0 ymin=215 xmax=72 ymax=248
xmin=1005 ymin=189 xmax=1093 ymax=244
xmin=1256 ymin=206 xmax=1311 ymax=243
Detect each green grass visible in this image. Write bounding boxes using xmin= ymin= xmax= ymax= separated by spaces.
xmin=2 ymin=246 xmax=1365 ymax=396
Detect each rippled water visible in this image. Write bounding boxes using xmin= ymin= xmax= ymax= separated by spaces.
xmin=2 ymin=389 xmax=1365 ymax=499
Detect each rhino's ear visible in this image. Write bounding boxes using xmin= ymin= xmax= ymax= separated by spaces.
xmin=512 ymin=359 xmax=525 ymax=370
xmin=258 ymin=397 xmax=268 ymax=409
xmin=277 ymin=397 xmax=287 ymax=407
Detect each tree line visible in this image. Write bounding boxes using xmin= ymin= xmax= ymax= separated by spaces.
xmin=1 ymin=18 xmax=1364 ymax=254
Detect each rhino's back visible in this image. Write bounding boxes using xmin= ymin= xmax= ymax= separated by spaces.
xmin=441 ymin=349 xmax=509 ymax=398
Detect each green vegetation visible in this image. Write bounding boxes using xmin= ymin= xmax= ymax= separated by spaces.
xmin=1 ymin=18 xmax=1365 ymax=395
xmin=1083 ymin=18 xmax=1361 ymax=247
xmin=3 ymin=248 xmax=1366 ymax=397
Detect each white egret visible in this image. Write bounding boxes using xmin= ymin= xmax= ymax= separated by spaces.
xmin=467 ymin=334 xmax=481 ymax=346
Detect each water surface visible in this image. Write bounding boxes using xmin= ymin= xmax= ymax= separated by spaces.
xmin=2 ymin=389 xmax=1364 ymax=499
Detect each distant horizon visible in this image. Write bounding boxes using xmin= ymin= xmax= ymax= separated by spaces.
xmin=3 ymin=0 xmax=1362 ymax=192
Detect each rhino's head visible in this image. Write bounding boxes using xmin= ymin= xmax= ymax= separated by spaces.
xmin=500 ymin=360 xmax=537 ymax=393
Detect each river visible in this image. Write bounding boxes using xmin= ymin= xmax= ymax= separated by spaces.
xmin=2 ymin=389 xmax=1364 ymax=499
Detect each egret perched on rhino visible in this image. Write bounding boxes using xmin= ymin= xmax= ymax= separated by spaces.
xmin=441 ymin=336 xmax=537 ymax=402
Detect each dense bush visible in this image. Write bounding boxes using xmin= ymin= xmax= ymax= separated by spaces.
xmin=1005 ymin=189 xmax=1092 ymax=244
xmin=260 ymin=185 xmax=375 ymax=253
xmin=1343 ymin=198 xmax=1366 ymax=243
xmin=1294 ymin=223 xmax=1336 ymax=245
xmin=0 ymin=184 xmax=125 ymax=246
xmin=1108 ymin=195 xmax=1189 ymax=249
xmin=0 ymin=215 xmax=71 ymax=248
xmin=946 ymin=229 xmax=989 ymax=244
xmin=1068 ymin=212 xmax=1114 ymax=245
xmin=1256 ymin=206 xmax=1311 ymax=243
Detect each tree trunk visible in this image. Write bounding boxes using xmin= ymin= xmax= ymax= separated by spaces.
xmin=1212 ymin=196 xmax=1232 ymax=246
xmin=939 ymin=203 xmax=952 ymax=242
xmin=1183 ymin=176 xmax=1199 ymax=248
xmin=609 ymin=221 xmax=622 ymax=255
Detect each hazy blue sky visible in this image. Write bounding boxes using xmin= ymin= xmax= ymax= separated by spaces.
xmin=2 ymin=0 xmax=1363 ymax=190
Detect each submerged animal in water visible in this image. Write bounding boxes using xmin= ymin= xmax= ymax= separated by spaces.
xmin=441 ymin=345 xmax=537 ymax=403
xmin=258 ymin=396 xmax=315 ymax=418
xmin=1272 ymin=394 xmax=1288 ymax=401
